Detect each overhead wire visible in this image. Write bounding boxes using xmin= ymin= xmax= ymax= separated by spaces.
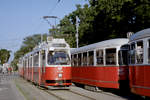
xmin=31 ymin=0 xmax=62 ymax=35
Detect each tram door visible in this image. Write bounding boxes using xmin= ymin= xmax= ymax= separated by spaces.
xmin=119 ymin=44 xmax=129 ymax=65
xmin=41 ymin=50 xmax=46 ymax=84
xmin=118 ymin=44 xmax=129 ymax=80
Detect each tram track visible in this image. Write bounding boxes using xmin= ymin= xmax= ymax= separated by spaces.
xmin=68 ymin=89 xmax=96 ymax=100
xmin=39 ymin=85 xmax=129 ymax=100
xmin=44 ymin=89 xmax=65 ymax=100
xmin=44 ymin=89 xmax=96 ymax=100
xmin=15 ymin=77 xmax=140 ymax=100
xmin=69 ymin=85 xmax=128 ymax=100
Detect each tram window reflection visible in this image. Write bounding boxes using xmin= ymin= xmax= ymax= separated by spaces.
xmin=130 ymin=43 xmax=135 ymax=64
xmin=106 ymin=48 xmax=116 ymax=65
xmin=41 ymin=51 xmax=45 ymax=67
xmin=136 ymin=41 xmax=143 ymax=64
xmin=33 ymin=53 xmax=39 ymax=67
xmin=96 ymin=50 xmax=103 ymax=65
xmin=83 ymin=52 xmax=87 ymax=66
xmin=88 ymin=51 xmax=94 ymax=66
xmin=29 ymin=57 xmax=32 ymax=67
xmin=78 ymin=53 xmax=82 ymax=66
xmin=73 ymin=54 xmax=78 ymax=66
xmin=47 ymin=51 xmax=70 ymax=65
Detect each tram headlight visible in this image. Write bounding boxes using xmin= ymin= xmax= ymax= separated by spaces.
xmin=58 ymin=73 xmax=62 ymax=78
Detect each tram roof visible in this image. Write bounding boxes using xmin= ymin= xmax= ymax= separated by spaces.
xmin=130 ymin=28 xmax=150 ymax=41
xmin=23 ymin=38 xmax=70 ymax=58
xmin=71 ymin=38 xmax=128 ymax=54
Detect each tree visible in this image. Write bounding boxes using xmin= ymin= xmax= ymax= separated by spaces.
xmin=90 ymin=0 xmax=150 ymax=41
xmin=0 ymin=49 xmax=11 ymax=65
xmin=51 ymin=4 xmax=95 ymax=47
xmin=55 ymin=0 xmax=150 ymax=47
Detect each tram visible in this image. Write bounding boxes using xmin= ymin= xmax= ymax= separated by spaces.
xmin=18 ymin=37 xmax=72 ymax=88
xmin=129 ymin=28 xmax=150 ymax=97
xmin=71 ymin=38 xmax=129 ymax=90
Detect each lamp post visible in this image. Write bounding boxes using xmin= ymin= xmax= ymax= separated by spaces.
xmin=76 ymin=16 xmax=79 ymax=48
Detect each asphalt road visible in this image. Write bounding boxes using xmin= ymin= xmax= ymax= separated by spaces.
xmin=0 ymin=73 xmax=25 ymax=100
xmin=0 ymin=72 xmax=147 ymax=100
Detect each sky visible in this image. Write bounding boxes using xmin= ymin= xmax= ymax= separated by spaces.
xmin=0 ymin=0 xmax=88 ymax=62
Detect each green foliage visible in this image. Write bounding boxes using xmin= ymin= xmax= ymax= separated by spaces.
xmin=0 ymin=49 xmax=11 ymax=64
xmin=50 ymin=0 xmax=150 ymax=47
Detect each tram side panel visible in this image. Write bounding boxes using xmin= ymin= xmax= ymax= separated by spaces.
xmin=129 ymin=65 xmax=150 ymax=97
xmin=144 ymin=66 xmax=150 ymax=96
xmin=72 ymin=66 xmax=120 ymax=89
xmin=72 ymin=48 xmax=129 ymax=89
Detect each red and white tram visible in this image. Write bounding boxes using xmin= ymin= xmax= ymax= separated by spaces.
xmin=129 ymin=28 xmax=150 ymax=97
xmin=18 ymin=37 xmax=72 ymax=88
xmin=71 ymin=38 xmax=129 ymax=90
xmin=18 ymin=59 xmax=24 ymax=77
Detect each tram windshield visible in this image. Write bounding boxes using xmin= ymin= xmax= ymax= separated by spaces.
xmin=47 ymin=51 xmax=70 ymax=65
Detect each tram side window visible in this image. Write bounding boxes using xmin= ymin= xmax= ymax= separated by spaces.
xmin=136 ymin=41 xmax=143 ymax=64
xmin=73 ymin=54 xmax=78 ymax=66
xmin=88 ymin=51 xmax=94 ymax=66
xmin=130 ymin=43 xmax=135 ymax=64
xmin=106 ymin=48 xmax=116 ymax=65
xmin=29 ymin=57 xmax=32 ymax=67
xmin=83 ymin=52 xmax=87 ymax=66
xmin=28 ymin=58 xmax=30 ymax=68
xmin=148 ymin=40 xmax=150 ymax=63
xmin=25 ymin=59 xmax=28 ymax=68
xmin=71 ymin=55 xmax=74 ymax=66
xmin=96 ymin=50 xmax=103 ymax=65
xmin=33 ymin=53 xmax=39 ymax=67
xmin=41 ymin=51 xmax=45 ymax=67
xmin=78 ymin=53 xmax=82 ymax=66
xmin=24 ymin=60 xmax=26 ymax=68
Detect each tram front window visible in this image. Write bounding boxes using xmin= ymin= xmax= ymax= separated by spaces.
xmin=47 ymin=51 xmax=70 ymax=65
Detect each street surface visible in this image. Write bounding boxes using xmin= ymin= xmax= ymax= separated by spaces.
xmin=0 ymin=72 xmax=146 ymax=100
xmin=0 ymin=73 xmax=25 ymax=100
